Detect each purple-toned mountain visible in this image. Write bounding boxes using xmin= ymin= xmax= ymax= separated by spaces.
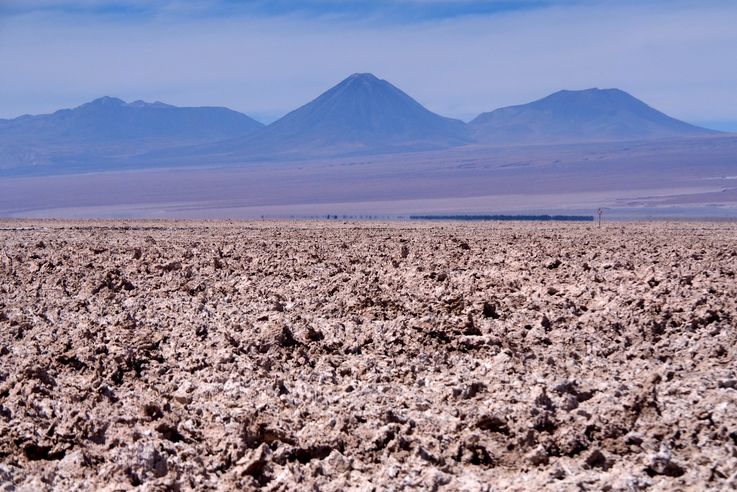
xmin=0 ymin=79 xmax=726 ymax=176
xmin=469 ymin=88 xmax=716 ymax=144
xmin=190 ymin=73 xmax=471 ymax=159
xmin=0 ymin=97 xmax=263 ymax=172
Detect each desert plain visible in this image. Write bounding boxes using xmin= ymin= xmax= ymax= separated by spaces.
xmin=0 ymin=220 xmax=736 ymax=491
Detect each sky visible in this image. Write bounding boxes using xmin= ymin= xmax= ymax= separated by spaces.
xmin=1 ymin=0 xmax=736 ymax=129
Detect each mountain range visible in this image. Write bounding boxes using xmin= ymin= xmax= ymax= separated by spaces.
xmin=0 ymin=73 xmax=722 ymax=175
xmin=0 ymin=97 xmax=263 ymax=173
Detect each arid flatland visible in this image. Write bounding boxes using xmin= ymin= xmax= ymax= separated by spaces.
xmin=1 ymin=220 xmax=736 ymax=490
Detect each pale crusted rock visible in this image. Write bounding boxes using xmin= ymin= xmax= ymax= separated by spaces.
xmin=0 ymin=220 xmax=735 ymax=490
xmin=526 ymin=445 xmax=549 ymax=466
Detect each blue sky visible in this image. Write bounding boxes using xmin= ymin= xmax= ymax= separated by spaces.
xmin=1 ymin=0 xmax=736 ymax=129
xmin=0 ymin=0 xmax=560 ymax=21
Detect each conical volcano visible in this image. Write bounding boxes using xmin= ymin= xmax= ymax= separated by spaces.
xmin=210 ymin=73 xmax=470 ymax=157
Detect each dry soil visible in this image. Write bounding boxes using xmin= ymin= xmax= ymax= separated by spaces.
xmin=0 ymin=220 xmax=736 ymax=491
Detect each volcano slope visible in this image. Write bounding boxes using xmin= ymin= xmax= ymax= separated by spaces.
xmin=0 ymin=220 xmax=736 ymax=491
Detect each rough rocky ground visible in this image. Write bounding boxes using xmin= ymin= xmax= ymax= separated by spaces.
xmin=0 ymin=220 xmax=736 ymax=491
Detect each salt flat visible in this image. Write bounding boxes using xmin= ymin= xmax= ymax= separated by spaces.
xmin=0 ymin=220 xmax=736 ymax=490
xmin=2 ymin=136 xmax=737 ymax=219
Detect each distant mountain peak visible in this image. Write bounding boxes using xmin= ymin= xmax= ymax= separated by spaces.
xmin=193 ymin=73 xmax=470 ymax=158
xmin=79 ymin=97 xmax=184 ymax=110
xmin=0 ymin=97 xmax=265 ymax=172
xmin=470 ymin=87 xmax=715 ymax=144
xmin=128 ymin=100 xmax=174 ymax=109
xmin=540 ymin=88 xmax=633 ymax=103
xmin=345 ymin=72 xmax=380 ymax=82
xmin=86 ymin=96 xmax=126 ymax=107
xmin=333 ymin=73 xmax=385 ymax=93
xmin=558 ymin=87 xmax=605 ymax=94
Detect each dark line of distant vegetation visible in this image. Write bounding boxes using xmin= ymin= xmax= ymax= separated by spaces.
xmin=409 ymin=214 xmax=594 ymax=222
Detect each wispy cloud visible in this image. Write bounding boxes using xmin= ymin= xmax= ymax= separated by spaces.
xmin=0 ymin=0 xmax=562 ymax=22
xmin=1 ymin=1 xmax=735 ymax=126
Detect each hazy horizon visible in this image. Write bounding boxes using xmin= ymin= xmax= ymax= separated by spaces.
xmin=1 ymin=82 xmax=735 ymax=133
xmin=2 ymin=1 xmax=737 ymax=219
xmin=1 ymin=1 xmax=736 ymax=130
